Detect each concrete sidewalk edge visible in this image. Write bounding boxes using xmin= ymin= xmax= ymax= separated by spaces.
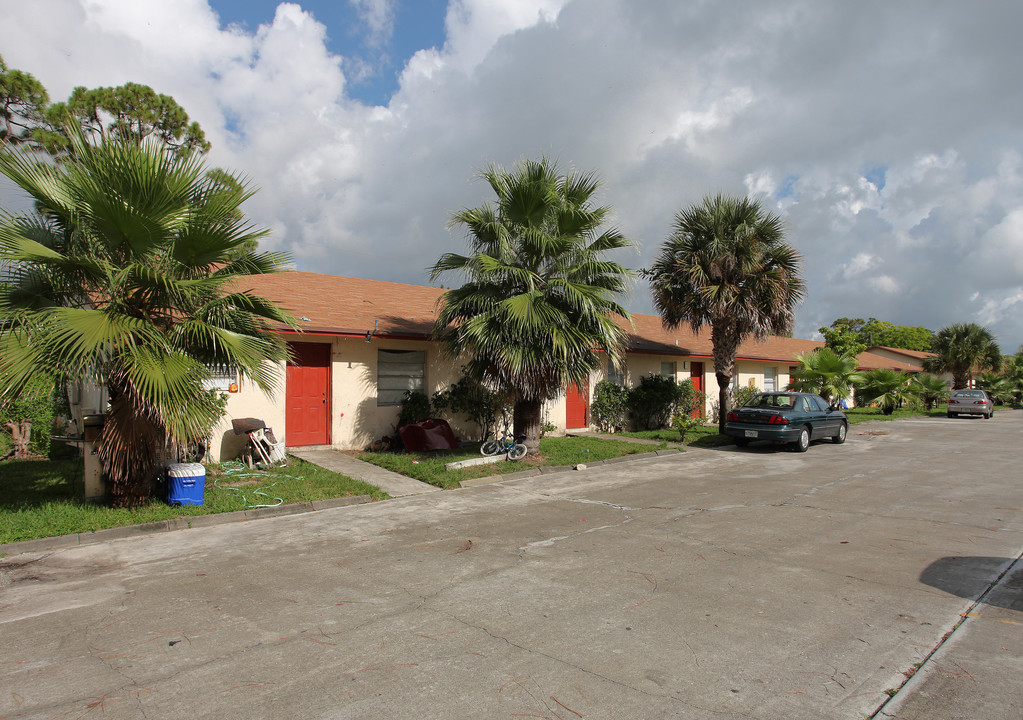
xmin=1 ymin=443 xmax=692 ymax=557
xmin=0 ymin=494 xmax=372 ymax=557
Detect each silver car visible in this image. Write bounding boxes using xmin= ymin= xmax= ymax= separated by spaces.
xmin=947 ymin=389 xmax=994 ymax=419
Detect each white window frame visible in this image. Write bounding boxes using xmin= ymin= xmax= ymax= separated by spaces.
xmin=204 ymin=363 xmax=238 ymax=391
xmin=763 ymin=366 xmax=777 ymax=392
xmin=377 ymin=349 xmax=425 ymax=406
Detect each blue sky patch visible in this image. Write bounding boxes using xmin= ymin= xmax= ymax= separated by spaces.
xmin=208 ymin=0 xmax=448 ymax=106
xmin=863 ymin=165 xmax=887 ymax=191
xmin=777 ymin=174 xmax=800 ymax=200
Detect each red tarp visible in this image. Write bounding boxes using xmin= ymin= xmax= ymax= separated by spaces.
xmin=398 ymin=419 xmax=459 ymax=452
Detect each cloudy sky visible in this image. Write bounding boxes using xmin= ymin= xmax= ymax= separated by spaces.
xmin=4 ymin=0 xmax=1023 ymax=349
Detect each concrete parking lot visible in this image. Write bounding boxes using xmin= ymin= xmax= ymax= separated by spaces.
xmin=1 ymin=414 xmax=1021 ymax=719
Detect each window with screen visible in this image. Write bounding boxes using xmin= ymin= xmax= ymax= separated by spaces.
xmin=204 ymin=363 xmax=238 ymax=391
xmin=608 ymin=358 xmax=625 ymax=386
xmin=377 ymin=349 xmax=425 ymax=406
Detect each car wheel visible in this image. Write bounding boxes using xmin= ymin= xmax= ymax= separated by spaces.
xmin=947 ymin=412 xmax=957 ymax=418
xmin=734 ymin=437 xmax=749 ymax=448
xmin=832 ymin=422 xmax=847 ymax=444
xmin=794 ymin=427 xmax=810 ymax=453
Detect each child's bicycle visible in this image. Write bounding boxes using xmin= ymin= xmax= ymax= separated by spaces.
xmin=481 ymin=431 xmax=528 ymax=460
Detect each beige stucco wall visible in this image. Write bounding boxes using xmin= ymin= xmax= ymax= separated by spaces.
xmin=612 ymin=353 xmax=715 ymax=416
xmin=210 ymin=366 xmax=287 ymax=463
xmin=574 ymin=354 xmax=793 ymax=426
xmin=209 ymin=340 xmax=799 ymax=460
xmin=212 ymin=335 xmax=469 ymax=461
xmin=733 ymin=361 xmax=791 ymax=393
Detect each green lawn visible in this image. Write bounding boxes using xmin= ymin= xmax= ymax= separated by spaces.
xmin=843 ymin=406 xmax=946 ymax=423
xmin=0 ymin=457 xmax=386 ymax=546
xmin=357 ymin=435 xmax=670 ymax=490
xmin=618 ymin=423 xmax=733 ymax=447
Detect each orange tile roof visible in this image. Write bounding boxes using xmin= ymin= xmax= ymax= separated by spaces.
xmin=238 ymin=271 xmax=444 ymax=339
xmin=240 ymin=271 xmax=829 ymax=363
xmin=623 ymin=312 xmax=825 ymax=362
xmin=866 ymin=346 xmax=937 ymax=361
xmin=854 ymin=350 xmax=927 ymax=372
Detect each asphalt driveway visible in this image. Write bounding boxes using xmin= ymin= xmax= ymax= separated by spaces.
xmin=2 ymin=414 xmax=1021 ymax=719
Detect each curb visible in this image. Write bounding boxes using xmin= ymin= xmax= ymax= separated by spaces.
xmin=0 ymin=494 xmax=373 ymax=557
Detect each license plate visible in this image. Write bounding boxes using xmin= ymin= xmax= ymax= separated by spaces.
xmin=745 ymin=430 xmax=758 ymax=438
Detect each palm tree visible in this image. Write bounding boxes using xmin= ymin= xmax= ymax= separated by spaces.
xmin=924 ymin=322 xmax=1001 ymax=390
xmin=786 ymin=347 xmax=861 ymax=406
xmin=975 ymin=371 xmax=1013 ymax=405
xmin=646 ymin=194 xmax=804 ymax=432
xmin=910 ymin=373 xmax=950 ymax=410
xmin=431 ymin=157 xmax=633 ymax=452
xmin=855 ymin=368 xmax=914 ymax=415
xmin=0 ymin=127 xmax=295 ymax=506
xmin=1001 ymin=348 xmax=1023 ymax=405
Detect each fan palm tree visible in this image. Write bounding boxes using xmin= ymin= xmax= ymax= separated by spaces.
xmin=975 ymin=371 xmax=1013 ymax=405
xmin=855 ymin=368 xmax=914 ymax=415
xmin=786 ymin=347 xmax=861 ymax=406
xmin=923 ymin=322 xmax=1001 ymax=390
xmin=646 ymin=194 xmax=804 ymax=431
xmin=1001 ymin=349 xmax=1023 ymax=405
xmin=431 ymin=157 xmax=633 ymax=452
xmin=0 ymin=127 xmax=296 ymax=506
xmin=910 ymin=372 xmax=950 ymax=410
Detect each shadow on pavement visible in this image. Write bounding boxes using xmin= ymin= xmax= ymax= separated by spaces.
xmin=919 ymin=556 xmax=1023 ymax=610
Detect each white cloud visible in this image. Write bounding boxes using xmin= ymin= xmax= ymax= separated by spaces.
xmin=3 ymin=0 xmax=1023 ymax=349
xmin=869 ymin=276 xmax=899 ymax=294
xmin=842 ymin=253 xmax=878 ymax=279
xmin=349 ymin=0 xmax=396 ymax=47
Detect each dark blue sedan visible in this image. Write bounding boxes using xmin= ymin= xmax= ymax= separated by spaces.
xmin=724 ymin=392 xmax=848 ymax=452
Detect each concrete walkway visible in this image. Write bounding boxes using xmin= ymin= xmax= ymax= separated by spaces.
xmin=287 ymin=446 xmax=441 ymax=497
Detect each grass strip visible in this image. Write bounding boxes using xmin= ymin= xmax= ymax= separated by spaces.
xmin=618 ymin=423 xmax=732 ymax=447
xmin=0 ymin=457 xmax=385 ymax=545
xmin=843 ymin=407 xmax=946 ymax=424
xmin=357 ymin=435 xmax=670 ymax=489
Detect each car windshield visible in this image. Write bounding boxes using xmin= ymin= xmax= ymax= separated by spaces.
xmin=952 ymin=391 xmax=985 ymax=398
xmin=744 ymin=394 xmax=794 ymax=409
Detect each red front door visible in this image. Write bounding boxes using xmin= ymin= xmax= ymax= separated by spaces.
xmin=566 ymin=378 xmax=589 ymax=429
xmin=690 ymin=362 xmax=704 ymax=418
xmin=286 ymin=342 xmax=331 ymax=446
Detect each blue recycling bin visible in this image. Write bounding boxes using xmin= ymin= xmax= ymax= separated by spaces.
xmin=168 ymin=462 xmax=206 ymax=506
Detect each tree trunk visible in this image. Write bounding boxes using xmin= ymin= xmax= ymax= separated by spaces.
xmin=513 ymin=398 xmax=543 ymax=454
xmin=710 ymin=322 xmax=740 ymax=434
xmin=5 ymin=420 xmax=32 ymax=458
xmin=715 ymin=372 xmax=731 ymax=433
xmin=102 ymin=380 xmax=166 ymax=508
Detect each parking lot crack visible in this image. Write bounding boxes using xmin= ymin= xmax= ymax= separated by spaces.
xmin=518 ymin=518 xmax=633 ymax=555
xmin=437 ymin=610 xmax=750 ymax=716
